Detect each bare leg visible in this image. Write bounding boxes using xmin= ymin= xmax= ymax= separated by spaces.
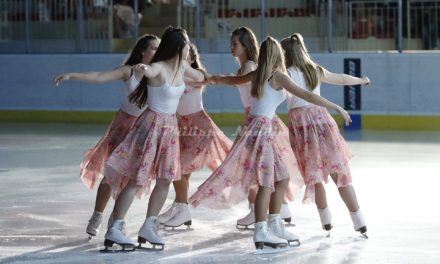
xmin=93 ymin=178 xmax=112 ymax=212
xmin=147 ymin=179 xmax=172 ymax=217
xmin=315 ymin=182 xmax=328 ymax=209
xmin=254 ymin=186 xmax=272 ymax=222
xmin=173 ymin=173 xmax=191 ymax=203
xmin=330 ymin=173 xmax=360 ymax=212
xmin=113 ymin=180 xmax=141 ymax=219
xmin=269 ymin=179 xmax=289 ymax=214
xmin=247 ymin=187 xmax=257 ymax=204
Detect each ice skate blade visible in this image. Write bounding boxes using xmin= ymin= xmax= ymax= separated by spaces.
xmin=254 ymin=244 xmax=288 ymax=255
xmin=163 ymin=220 xmax=192 ymax=230
xmin=136 ymin=244 xmax=165 ymax=251
xmin=287 ymin=239 xmax=301 ymax=247
xmin=100 ymin=239 xmax=136 ymax=253
xmin=323 ymin=224 xmax=332 ymax=231
xmin=99 ymin=247 xmax=135 ymax=253
xmin=236 ymin=224 xmax=254 ymax=230
xmin=357 ymin=226 xmax=368 ymax=239
xmin=254 ymin=241 xmax=288 ymax=250
xmin=137 ymin=236 xmax=165 ymax=251
xmin=87 ymin=232 xmax=95 ymax=240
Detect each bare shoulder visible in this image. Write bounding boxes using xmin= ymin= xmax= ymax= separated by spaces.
xmin=150 ymin=61 xmax=162 ymax=69
xmin=242 ymin=60 xmax=257 ymax=73
xmin=267 ymin=70 xmax=283 ymax=90
xmin=273 ymin=70 xmax=287 ymax=80
xmin=244 ymin=60 xmax=257 ymax=68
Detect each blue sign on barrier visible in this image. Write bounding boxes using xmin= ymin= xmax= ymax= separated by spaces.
xmin=344 ymin=58 xmax=361 ymax=130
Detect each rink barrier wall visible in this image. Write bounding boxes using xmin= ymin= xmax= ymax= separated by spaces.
xmin=2 ymin=109 xmax=440 ymax=130
xmin=1 ymin=53 xmax=440 ymax=130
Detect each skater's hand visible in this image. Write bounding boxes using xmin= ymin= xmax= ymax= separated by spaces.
xmin=134 ymin=63 xmax=148 ymax=73
xmin=362 ymin=76 xmax=370 ymax=86
xmin=204 ymin=75 xmax=215 ymax=85
xmin=208 ymin=75 xmax=225 ymax=85
xmin=336 ymin=106 xmax=352 ymax=126
xmin=53 ymin=74 xmax=71 ymax=86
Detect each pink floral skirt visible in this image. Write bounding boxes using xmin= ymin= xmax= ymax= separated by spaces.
xmin=80 ymin=109 xmax=137 ymax=190
xmin=236 ymin=108 xmax=300 ymax=202
xmin=105 ymin=108 xmax=181 ymax=198
xmin=288 ymin=106 xmax=353 ymax=203
xmin=178 ymin=110 xmax=232 ymax=174
xmin=189 ymin=114 xmax=303 ymax=209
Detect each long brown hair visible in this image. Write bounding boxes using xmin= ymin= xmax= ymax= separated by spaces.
xmin=129 ymin=26 xmax=189 ymax=108
xmin=281 ymin=33 xmax=323 ymax=91
xmin=123 ymin=34 xmax=159 ymax=66
xmin=251 ymin=37 xmax=286 ymax=99
xmin=231 ymin=27 xmax=259 ymax=64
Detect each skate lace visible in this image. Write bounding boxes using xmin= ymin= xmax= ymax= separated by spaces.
xmin=154 ymin=219 xmax=160 ymax=233
xmin=167 ymin=205 xmax=179 ymax=220
xmin=121 ymin=222 xmax=127 ymax=235
xmin=270 ymin=218 xmax=284 ymax=235
xmin=161 ymin=203 xmax=178 ymax=219
xmin=113 ymin=220 xmax=127 ymax=235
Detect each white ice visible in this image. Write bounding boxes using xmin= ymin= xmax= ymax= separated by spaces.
xmin=1 ymin=123 xmax=440 ymax=264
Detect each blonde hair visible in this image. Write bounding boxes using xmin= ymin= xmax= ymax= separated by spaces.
xmin=281 ymin=33 xmax=323 ymax=91
xmin=251 ymin=36 xmax=286 ymax=99
xmin=231 ymin=27 xmax=259 ymax=63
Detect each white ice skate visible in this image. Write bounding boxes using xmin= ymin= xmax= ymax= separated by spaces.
xmin=350 ymin=208 xmax=368 ymax=239
xmin=158 ymin=202 xmax=177 ymax=224
xmin=253 ymin=221 xmax=288 ymax=254
xmin=268 ymin=215 xmax=300 ymax=247
xmin=137 ymin=216 xmax=165 ymax=251
xmin=318 ymin=207 xmax=333 ymax=237
xmin=86 ymin=211 xmax=103 ymax=240
xmin=102 ymin=219 xmax=136 ymax=253
xmin=163 ymin=203 xmax=192 ymax=230
xmin=280 ymin=203 xmax=294 ymax=225
xmin=236 ymin=203 xmax=255 ymax=229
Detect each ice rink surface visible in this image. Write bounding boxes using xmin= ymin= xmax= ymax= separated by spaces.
xmin=0 ymin=122 xmax=439 ymax=264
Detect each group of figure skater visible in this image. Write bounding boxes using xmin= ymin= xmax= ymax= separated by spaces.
xmin=53 ymin=25 xmax=370 ymax=252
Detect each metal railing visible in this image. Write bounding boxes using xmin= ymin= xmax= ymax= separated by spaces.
xmin=1 ymin=0 xmax=439 ymax=53
xmin=407 ymin=0 xmax=439 ymax=50
xmin=0 ymin=0 xmax=119 ymax=53
xmin=179 ymin=0 xmax=321 ymax=52
xmin=180 ymin=0 xmax=440 ymax=53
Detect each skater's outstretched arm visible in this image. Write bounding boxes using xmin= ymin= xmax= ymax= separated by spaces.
xmin=321 ymin=67 xmax=370 ymax=86
xmin=209 ymin=71 xmax=255 ymax=86
xmin=274 ymin=70 xmax=352 ymax=126
xmin=183 ymin=60 xmax=207 ymax=83
xmin=134 ymin=62 xmax=161 ymax=79
xmin=240 ymin=60 xmax=257 ymax=75
xmin=53 ymin=65 xmax=132 ymax=86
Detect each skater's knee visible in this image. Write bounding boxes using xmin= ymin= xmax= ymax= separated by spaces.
xmin=337 ymin=184 xmax=355 ymax=194
xmin=183 ymin=173 xmax=191 ymax=181
xmin=99 ymin=178 xmax=110 ymax=188
xmin=330 ymin=173 xmax=339 ymax=183
xmin=257 ymin=185 xmax=272 ymax=196
xmin=314 ymin=181 xmax=325 ymax=189
xmin=274 ymin=179 xmax=289 ymax=191
xmin=156 ymin=179 xmax=172 ymax=188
